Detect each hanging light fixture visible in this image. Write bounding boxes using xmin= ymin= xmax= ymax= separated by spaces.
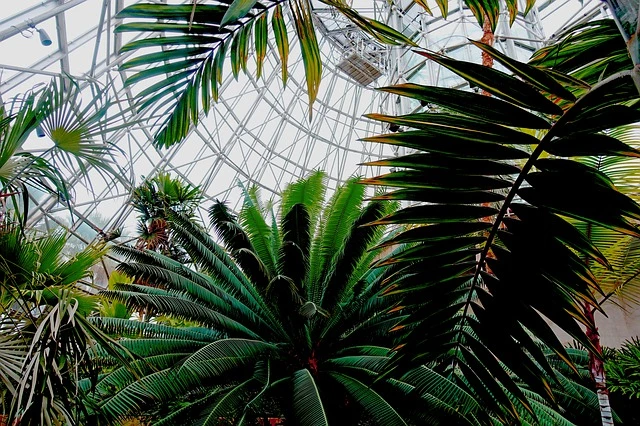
xmin=25 ymin=21 xmax=53 ymax=47
xmin=36 ymin=28 xmax=52 ymax=46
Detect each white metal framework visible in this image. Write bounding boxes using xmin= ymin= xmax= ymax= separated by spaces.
xmin=0 ymin=0 xmax=611 ymax=247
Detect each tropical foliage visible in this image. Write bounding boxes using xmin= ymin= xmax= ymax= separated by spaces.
xmin=114 ymin=0 xmax=533 ymax=148
xmin=529 ymin=17 xmax=640 ymax=423
xmin=85 ymin=172 xmax=604 ymax=425
xmin=529 ymin=18 xmax=632 ymax=87
xmin=0 ymin=78 xmax=121 ymax=223
xmin=606 ymin=338 xmax=640 ymax=398
xmin=0 ymin=222 xmax=126 ymax=426
xmin=91 ymin=172 xmax=412 ymax=424
xmin=359 ymin=35 xmax=640 ymax=423
xmin=527 ymin=20 xmax=640 ymax=306
xmin=131 ymin=172 xmax=203 ymax=262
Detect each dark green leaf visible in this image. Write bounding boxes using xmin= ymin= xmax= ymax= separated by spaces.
xmin=378 ymin=83 xmax=551 ymax=129
xmin=362 ymin=131 xmax=530 ymax=160
xmin=416 ymin=51 xmax=564 ymax=115
xmin=272 ymin=4 xmax=289 ymax=85
xmin=545 ymin=133 xmax=640 ymax=158
xmin=469 ymin=40 xmax=576 ymax=101
xmin=221 ymin=0 xmax=259 ymax=26
xmin=363 ymin=153 xmax=522 ymax=175
xmin=371 ymin=188 xmax=505 ymax=205
xmin=371 ymin=204 xmax=498 ymax=225
xmin=365 ymin=112 xmax=540 ymax=145
xmin=362 ymin=170 xmax=512 ymax=191
xmin=378 ymin=222 xmax=492 ymax=247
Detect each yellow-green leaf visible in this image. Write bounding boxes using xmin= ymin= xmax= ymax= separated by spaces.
xmin=255 ymin=13 xmax=268 ymax=79
xmin=414 ymin=0 xmax=432 ymax=15
xmin=290 ymin=0 xmax=322 ymax=118
xmin=272 ymin=5 xmax=289 ymax=85
xmin=221 ymin=0 xmax=258 ymax=26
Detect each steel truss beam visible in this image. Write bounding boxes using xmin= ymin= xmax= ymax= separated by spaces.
xmin=0 ymin=0 xmax=88 ymax=42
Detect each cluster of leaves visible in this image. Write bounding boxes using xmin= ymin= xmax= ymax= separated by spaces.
xmin=131 ymin=172 xmax=203 ymax=262
xmin=0 ymin=78 xmax=122 ymax=224
xmin=527 ymin=18 xmax=640 ymax=308
xmin=359 ymin=35 xmax=640 ymax=422
xmin=0 ymin=73 xmax=131 ymax=426
xmin=0 ymin=224 xmax=128 ymax=426
xmin=115 ymin=0 xmax=413 ymax=148
xmin=605 ymin=338 xmax=640 ymax=398
xmin=115 ymin=0 xmax=536 ymax=148
xmin=529 ymin=18 xmax=632 ymax=85
xmin=84 ymin=171 xmax=603 ymax=425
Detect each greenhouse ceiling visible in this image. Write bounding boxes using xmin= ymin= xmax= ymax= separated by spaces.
xmin=0 ymin=0 xmax=611 ymax=246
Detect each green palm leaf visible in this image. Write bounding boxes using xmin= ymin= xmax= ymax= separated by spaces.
xmin=209 ymin=200 xmax=271 ymax=290
xmin=280 ymin=169 xmax=326 ymax=231
xmin=0 ymin=78 xmax=124 ymax=214
xmin=180 ymin=338 xmax=276 ymax=377
xmin=168 ymin=212 xmax=271 ymax=314
xmin=328 ymin=371 xmax=408 ymax=426
xmin=239 ymin=184 xmax=278 ymax=279
xmin=116 ymin=0 xmax=549 ymax=148
xmin=199 ymin=378 xmax=257 ymax=425
xmin=292 ymin=369 xmax=329 ymax=426
xmin=364 ymin=42 xmax=640 ymax=421
xmin=401 ymin=365 xmax=486 ymax=420
xmin=90 ymin=316 xmax=221 ymax=341
xmin=529 ymin=19 xmax=631 ymax=86
xmin=307 ymin=177 xmax=365 ymax=304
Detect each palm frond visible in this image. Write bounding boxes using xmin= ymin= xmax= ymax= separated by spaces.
xmin=401 ymin=366 xmax=487 ymax=422
xmin=363 ymin=43 xmax=640 ymax=421
xmin=95 ymin=358 xmax=201 ymax=422
xmin=115 ymin=1 xmax=413 ymax=147
xmin=292 ymin=369 xmax=329 ymax=426
xmin=180 ymin=338 xmax=276 ymax=378
xmin=89 ymin=316 xmax=221 ymax=341
xmin=101 ymin=290 xmax=261 ymax=338
xmin=328 ymin=371 xmax=408 ymax=426
xmin=529 ymin=19 xmax=631 ymax=86
xmin=239 ymin=183 xmax=278 ymax=279
xmin=168 ymin=212 xmax=271 ymax=314
xmin=278 ymin=203 xmax=311 ymax=287
xmin=319 ymin=200 xmax=387 ymax=314
xmin=279 ymin=170 xmax=326 ymax=230
xmin=209 ymin=200 xmax=271 ymax=290
xmin=307 ymin=178 xmax=365 ymax=304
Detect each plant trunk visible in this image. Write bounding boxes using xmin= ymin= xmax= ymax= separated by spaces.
xmin=480 ymin=17 xmax=495 ymax=97
xmin=478 ymin=15 xmax=496 ymax=272
xmin=584 ymin=302 xmax=614 ymax=426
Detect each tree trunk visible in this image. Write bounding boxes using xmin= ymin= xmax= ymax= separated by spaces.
xmin=478 ymin=15 xmax=496 ymax=271
xmin=584 ymin=302 xmax=614 ymax=426
xmin=480 ymin=17 xmax=495 ymax=96
xmin=480 ymin=17 xmax=495 ymax=69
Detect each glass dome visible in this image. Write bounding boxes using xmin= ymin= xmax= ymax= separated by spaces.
xmin=0 ymin=0 xmax=611 ymax=246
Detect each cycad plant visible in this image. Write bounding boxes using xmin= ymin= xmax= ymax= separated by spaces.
xmin=93 ymin=172 xmax=413 ymax=424
xmin=360 ymin=35 xmax=640 ymax=425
